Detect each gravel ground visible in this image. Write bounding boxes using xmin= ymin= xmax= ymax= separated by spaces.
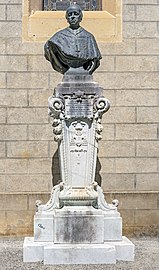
xmin=0 ymin=237 xmax=158 ymax=270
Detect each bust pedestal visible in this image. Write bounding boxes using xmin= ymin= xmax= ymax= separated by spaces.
xmin=23 ymin=71 xmax=134 ymax=264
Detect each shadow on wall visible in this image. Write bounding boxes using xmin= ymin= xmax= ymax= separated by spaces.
xmin=51 ymin=149 xmax=61 ymax=186
xmin=51 ymin=150 xmax=102 ymax=187
xmin=95 ymin=157 xmax=102 ymax=186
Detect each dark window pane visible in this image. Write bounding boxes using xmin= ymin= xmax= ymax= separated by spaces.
xmin=43 ymin=0 xmax=102 ymax=11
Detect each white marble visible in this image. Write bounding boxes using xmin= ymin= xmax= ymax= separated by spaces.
xmin=23 ymin=237 xmax=46 ymax=262
xmin=44 ymin=243 xmax=116 ymax=265
xmin=23 ymin=74 xmax=135 ymax=265
xmin=54 ymin=206 xmax=104 ymax=243
xmin=34 ymin=207 xmax=123 ymax=244
xmin=107 ymin=236 xmax=135 ymax=261
xmin=104 ymin=216 xmax=122 ymax=241
xmin=23 ymin=236 xmax=134 ymax=264
xmin=34 ymin=213 xmax=54 ymax=242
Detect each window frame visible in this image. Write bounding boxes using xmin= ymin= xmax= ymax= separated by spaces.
xmin=22 ymin=0 xmax=122 ymax=42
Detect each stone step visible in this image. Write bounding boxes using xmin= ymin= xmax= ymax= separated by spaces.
xmin=23 ymin=236 xmax=135 ymax=265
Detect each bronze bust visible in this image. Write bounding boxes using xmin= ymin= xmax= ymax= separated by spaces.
xmin=44 ymin=4 xmax=102 ymax=74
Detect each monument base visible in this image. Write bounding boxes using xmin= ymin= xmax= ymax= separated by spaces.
xmin=23 ymin=236 xmax=134 ymax=265
xmin=23 ymin=207 xmax=134 ymax=265
xmin=34 ymin=206 xmax=122 ymax=243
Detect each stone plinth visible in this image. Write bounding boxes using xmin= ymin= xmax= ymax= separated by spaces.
xmin=23 ymin=236 xmax=134 ymax=264
xmin=34 ymin=206 xmax=122 ymax=243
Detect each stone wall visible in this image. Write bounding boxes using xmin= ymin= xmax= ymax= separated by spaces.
xmin=0 ymin=0 xmax=159 ymax=236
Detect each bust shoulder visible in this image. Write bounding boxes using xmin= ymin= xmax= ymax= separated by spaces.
xmin=50 ymin=27 xmax=94 ymax=40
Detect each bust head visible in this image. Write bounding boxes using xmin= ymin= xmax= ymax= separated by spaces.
xmin=65 ymin=4 xmax=83 ymax=29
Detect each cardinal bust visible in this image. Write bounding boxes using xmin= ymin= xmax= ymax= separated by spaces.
xmin=44 ymin=4 xmax=102 ymax=74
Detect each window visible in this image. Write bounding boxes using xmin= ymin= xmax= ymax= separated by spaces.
xmin=43 ymin=0 xmax=102 ymax=11
xmin=22 ymin=0 xmax=122 ymax=42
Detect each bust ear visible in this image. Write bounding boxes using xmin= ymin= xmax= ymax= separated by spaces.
xmin=79 ymin=16 xmax=82 ymax=22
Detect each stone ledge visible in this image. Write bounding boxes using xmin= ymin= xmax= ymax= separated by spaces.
xmin=23 ymin=236 xmax=134 ymax=264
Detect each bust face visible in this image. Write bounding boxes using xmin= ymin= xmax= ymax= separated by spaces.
xmin=66 ymin=5 xmax=83 ymax=29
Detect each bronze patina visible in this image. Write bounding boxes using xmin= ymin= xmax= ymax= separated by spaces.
xmin=44 ymin=4 xmax=102 ymax=74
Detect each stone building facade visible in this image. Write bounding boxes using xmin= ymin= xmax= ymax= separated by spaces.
xmin=0 ymin=0 xmax=159 ymax=236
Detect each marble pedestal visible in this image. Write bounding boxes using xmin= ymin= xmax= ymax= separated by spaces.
xmin=23 ymin=72 xmax=135 ymax=265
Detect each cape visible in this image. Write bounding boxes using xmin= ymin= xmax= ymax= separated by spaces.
xmin=44 ymin=27 xmax=102 ymax=74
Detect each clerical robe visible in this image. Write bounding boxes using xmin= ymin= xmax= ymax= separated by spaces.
xmin=44 ymin=27 xmax=102 ymax=74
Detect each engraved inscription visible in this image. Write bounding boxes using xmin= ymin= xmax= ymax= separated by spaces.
xmin=65 ymin=99 xmax=93 ymax=118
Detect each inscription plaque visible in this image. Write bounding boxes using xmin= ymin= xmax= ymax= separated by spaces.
xmin=65 ymin=99 xmax=93 ymax=118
